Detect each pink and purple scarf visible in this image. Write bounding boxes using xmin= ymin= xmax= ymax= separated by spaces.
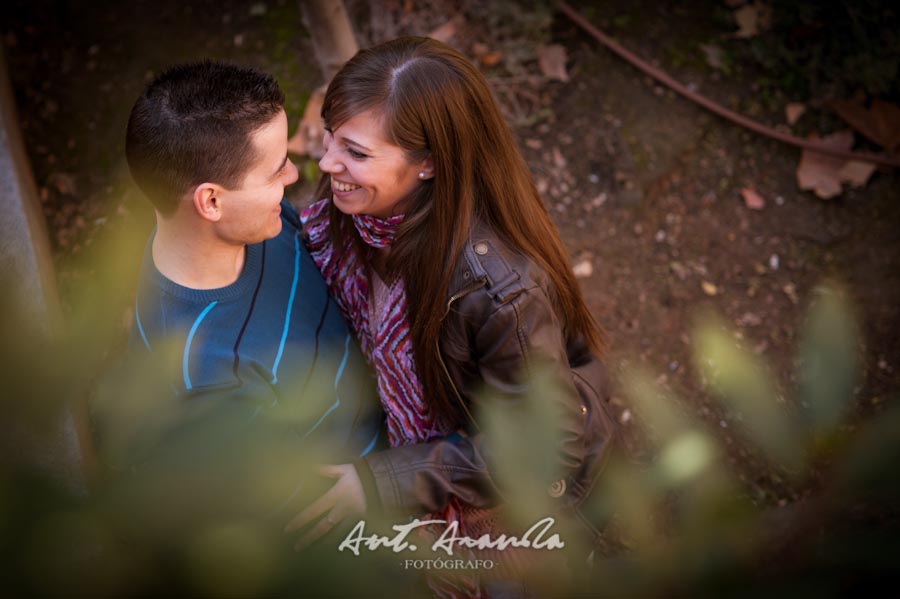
xmin=303 ymin=198 xmax=550 ymax=598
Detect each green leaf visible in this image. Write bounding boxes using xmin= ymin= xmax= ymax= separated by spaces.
xmin=693 ymin=315 xmax=804 ymax=472
xmin=798 ymin=283 xmax=858 ymax=438
xmin=621 ymin=367 xmax=695 ymax=444
xmin=478 ymin=362 xmax=565 ymax=525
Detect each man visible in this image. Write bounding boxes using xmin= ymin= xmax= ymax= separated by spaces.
xmin=109 ymin=61 xmax=383 ymax=522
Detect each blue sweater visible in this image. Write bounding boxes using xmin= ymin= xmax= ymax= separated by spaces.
xmin=130 ymin=201 xmax=383 ymax=461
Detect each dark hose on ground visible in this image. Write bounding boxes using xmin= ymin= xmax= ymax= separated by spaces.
xmin=556 ymin=1 xmax=900 ymax=169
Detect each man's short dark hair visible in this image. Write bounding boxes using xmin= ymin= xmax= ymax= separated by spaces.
xmin=125 ymin=61 xmax=285 ymax=214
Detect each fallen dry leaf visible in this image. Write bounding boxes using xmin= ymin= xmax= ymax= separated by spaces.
xmin=479 ymin=51 xmax=504 ymax=67
xmin=471 ymin=42 xmax=503 ymax=66
xmin=796 ymin=130 xmax=853 ymax=199
xmin=670 ymin=261 xmax=689 ymax=281
xmin=785 ymin=102 xmax=806 ymax=126
xmin=287 ymin=86 xmax=325 ymax=158
xmin=428 ymin=15 xmax=464 ymax=44
xmin=538 ymin=44 xmax=569 ymax=83
xmin=732 ymin=6 xmax=757 ymax=37
xmin=701 ymin=281 xmax=719 ymax=296
xmin=700 ymin=43 xmax=724 ymax=70
xmin=552 ymin=146 xmax=566 ymax=168
xmin=796 ymin=130 xmax=880 ymax=198
xmin=740 ymin=187 xmax=766 ymax=210
xmin=837 ymin=160 xmax=877 ymax=187
xmin=573 ymin=258 xmax=593 ymax=278
xmin=733 ymin=2 xmax=771 ymax=38
xmin=589 ymin=193 xmax=608 ymax=208
xmin=829 ymin=97 xmax=900 ymax=153
xmin=783 ymin=283 xmax=800 ymax=305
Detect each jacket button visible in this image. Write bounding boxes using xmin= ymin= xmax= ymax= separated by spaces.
xmin=474 ymin=242 xmax=489 ymax=255
xmin=548 ymin=479 xmax=566 ymax=498
xmin=580 ymin=405 xmax=588 ymax=415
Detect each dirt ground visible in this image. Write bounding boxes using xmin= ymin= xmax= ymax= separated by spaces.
xmin=4 ymin=0 xmax=899 ymax=525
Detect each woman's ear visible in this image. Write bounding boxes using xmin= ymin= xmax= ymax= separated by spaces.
xmin=417 ymin=155 xmax=435 ymax=180
xmin=192 ymin=183 xmax=223 ymax=222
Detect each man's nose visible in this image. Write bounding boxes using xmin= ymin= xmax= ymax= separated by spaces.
xmin=284 ymin=159 xmax=299 ymax=185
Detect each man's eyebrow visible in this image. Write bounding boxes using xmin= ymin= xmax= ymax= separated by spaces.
xmin=271 ymin=154 xmax=288 ymax=178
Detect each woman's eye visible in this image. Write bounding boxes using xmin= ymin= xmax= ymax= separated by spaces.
xmin=347 ymin=148 xmax=368 ymax=159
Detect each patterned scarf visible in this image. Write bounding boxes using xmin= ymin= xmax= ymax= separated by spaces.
xmin=307 ymin=200 xmax=561 ymax=597
xmin=351 ymin=212 xmax=403 ymax=249
xmin=302 ymin=200 xmax=445 ymax=447
xmin=302 ymin=199 xmax=488 ymax=598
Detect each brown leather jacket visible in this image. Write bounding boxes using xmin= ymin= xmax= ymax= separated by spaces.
xmin=355 ymin=220 xmax=616 ymax=526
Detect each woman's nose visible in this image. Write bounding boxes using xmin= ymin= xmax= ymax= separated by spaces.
xmin=318 ymin=144 xmax=344 ymax=175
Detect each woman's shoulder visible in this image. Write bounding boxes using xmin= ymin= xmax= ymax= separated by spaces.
xmin=469 ymin=220 xmax=547 ymax=281
xmin=449 ymin=219 xmax=549 ymax=305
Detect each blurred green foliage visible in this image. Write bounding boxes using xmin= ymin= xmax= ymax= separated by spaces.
xmin=477 ymin=280 xmax=898 ymax=596
xmin=586 ymin=282 xmax=899 ymax=596
xmin=2 ymin=227 xmax=897 ymax=599
xmin=0 ymin=215 xmax=400 ymax=595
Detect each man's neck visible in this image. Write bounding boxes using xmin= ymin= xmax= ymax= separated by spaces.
xmin=152 ymin=214 xmax=246 ymax=290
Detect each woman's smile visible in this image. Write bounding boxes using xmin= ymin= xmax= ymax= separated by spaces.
xmin=332 ymin=179 xmax=361 ymax=194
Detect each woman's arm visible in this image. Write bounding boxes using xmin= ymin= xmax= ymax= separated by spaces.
xmin=284 ymin=284 xmax=612 ymax=547
xmin=357 ymin=283 xmax=595 ymax=515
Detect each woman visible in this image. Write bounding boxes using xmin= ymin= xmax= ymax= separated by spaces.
xmin=288 ymin=36 xmax=616 ymax=594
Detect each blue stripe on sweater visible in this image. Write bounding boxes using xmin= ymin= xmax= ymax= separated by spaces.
xmin=271 ymin=235 xmax=301 ymax=384
xmin=134 ymin=295 xmax=151 ymax=351
xmin=183 ymin=301 xmax=218 ymax=390
xmin=334 ymin=333 xmax=351 ymax=392
xmin=302 ymin=334 xmax=353 ymax=439
xmin=359 ymin=428 xmax=380 ymax=457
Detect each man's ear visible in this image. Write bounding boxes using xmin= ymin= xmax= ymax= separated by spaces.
xmin=192 ymin=183 xmax=223 ymax=222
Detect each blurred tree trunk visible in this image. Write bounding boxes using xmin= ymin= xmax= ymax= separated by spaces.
xmin=1 ymin=46 xmax=87 ymax=496
xmin=300 ymin=0 xmax=359 ymax=81
xmin=290 ymin=0 xmax=360 ymax=158
xmin=0 ymin=48 xmax=61 ymax=334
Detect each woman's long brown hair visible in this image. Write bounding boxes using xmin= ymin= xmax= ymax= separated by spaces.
xmin=319 ymin=36 xmax=605 ymax=426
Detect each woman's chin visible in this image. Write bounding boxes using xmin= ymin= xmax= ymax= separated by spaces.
xmin=331 ymin=195 xmax=360 ymax=215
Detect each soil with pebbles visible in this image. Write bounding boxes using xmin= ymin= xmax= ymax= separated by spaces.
xmin=4 ymin=0 xmax=899 ymax=519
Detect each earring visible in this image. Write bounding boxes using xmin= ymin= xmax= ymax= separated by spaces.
xmin=418 ymin=171 xmax=426 ymax=179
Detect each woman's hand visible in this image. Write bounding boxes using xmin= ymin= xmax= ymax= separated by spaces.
xmin=284 ymin=463 xmax=367 ymax=551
